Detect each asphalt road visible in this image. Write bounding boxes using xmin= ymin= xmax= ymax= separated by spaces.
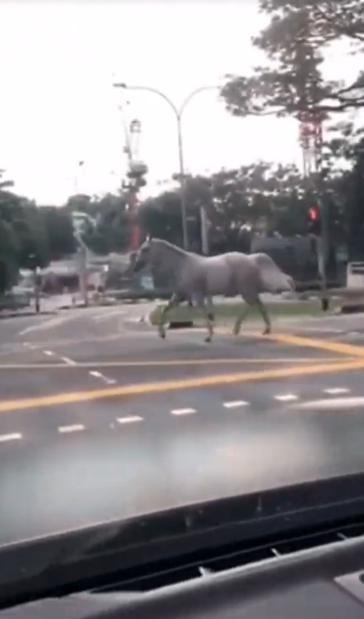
xmin=1 ymin=302 xmax=364 ymax=545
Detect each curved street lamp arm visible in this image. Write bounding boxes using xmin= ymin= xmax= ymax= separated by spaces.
xmin=113 ymin=83 xmax=179 ymax=119
xmin=113 ymin=83 xmax=220 ymax=119
xmin=112 ymin=82 xmax=220 ymax=251
xmin=179 ymin=85 xmax=220 ymax=117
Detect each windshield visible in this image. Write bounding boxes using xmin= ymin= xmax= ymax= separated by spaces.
xmin=0 ymin=0 xmax=364 ymax=555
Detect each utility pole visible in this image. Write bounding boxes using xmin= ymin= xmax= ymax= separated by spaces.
xmin=28 ymin=253 xmax=41 ymax=314
xmin=200 ymin=205 xmax=209 ymax=255
xmin=317 ymin=197 xmax=330 ymax=311
xmin=34 ymin=267 xmax=41 ymax=314
xmin=300 ymin=110 xmax=329 ymax=310
xmin=77 ymin=238 xmax=88 ymax=307
xmin=307 ymin=202 xmax=329 ymax=310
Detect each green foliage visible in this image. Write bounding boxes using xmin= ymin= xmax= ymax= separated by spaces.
xmin=0 ymin=174 xmax=78 ymax=294
xmin=12 ymin=204 xmax=49 ymax=270
xmin=138 ymin=164 xmax=315 ymax=250
xmin=0 ymin=218 xmax=18 ymax=292
xmin=65 ymin=192 xmax=131 ymax=254
xmin=41 ymin=207 xmax=76 ymax=260
xmin=222 ymin=0 xmax=364 ymax=118
xmin=0 ymin=173 xmax=54 ymax=292
xmin=139 ymin=191 xmax=184 ymax=246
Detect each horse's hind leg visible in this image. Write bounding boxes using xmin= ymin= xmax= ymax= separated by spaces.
xmin=233 ymin=303 xmax=250 ymax=336
xmin=196 ymin=295 xmax=214 ymax=343
xmin=158 ymin=293 xmax=179 ymax=339
xmin=206 ymin=296 xmax=215 ymax=342
xmin=256 ymin=296 xmax=271 ymax=335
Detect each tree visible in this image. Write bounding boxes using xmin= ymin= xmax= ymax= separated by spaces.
xmin=138 ymin=164 xmax=315 ymax=253
xmin=0 ymin=219 xmax=18 ymax=292
xmin=65 ymin=193 xmax=131 ymax=254
xmin=221 ymin=1 xmax=364 ymax=119
xmin=139 ymin=190 xmax=184 ymax=245
xmin=323 ymin=126 xmax=364 ymax=258
xmin=12 ymin=203 xmax=49 ymax=271
xmin=41 ymin=207 xmax=76 ymax=260
xmin=0 ymin=170 xmax=54 ymax=293
xmin=65 ymin=193 xmax=93 ymax=213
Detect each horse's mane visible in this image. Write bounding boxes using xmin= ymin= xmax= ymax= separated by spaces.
xmin=151 ymin=238 xmax=189 ymax=257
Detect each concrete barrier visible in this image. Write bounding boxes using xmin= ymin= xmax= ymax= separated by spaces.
xmin=341 ymin=263 xmax=364 ymax=313
xmin=168 ymin=320 xmax=194 ymax=330
xmin=305 ymin=286 xmax=364 ymax=313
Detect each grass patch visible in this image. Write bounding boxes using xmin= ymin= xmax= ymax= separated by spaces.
xmin=149 ymin=298 xmax=340 ymax=326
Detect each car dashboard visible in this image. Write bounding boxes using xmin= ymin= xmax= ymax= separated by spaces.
xmin=3 ymin=474 xmax=364 ymax=618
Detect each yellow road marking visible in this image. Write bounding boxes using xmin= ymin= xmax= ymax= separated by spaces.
xmin=0 ymin=357 xmax=346 ymax=370
xmin=0 ymin=358 xmax=363 ymax=414
xmin=251 ymin=332 xmax=364 ymax=359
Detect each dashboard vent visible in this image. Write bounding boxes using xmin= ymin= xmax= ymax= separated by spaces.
xmin=94 ymin=520 xmax=364 ymax=593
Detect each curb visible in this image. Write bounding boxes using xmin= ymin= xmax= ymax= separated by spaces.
xmin=341 ymin=304 xmax=364 ymax=314
xmin=0 ymin=310 xmax=56 ymax=320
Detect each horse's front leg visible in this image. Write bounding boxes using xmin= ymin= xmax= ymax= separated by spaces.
xmin=158 ymin=293 xmax=179 ymax=339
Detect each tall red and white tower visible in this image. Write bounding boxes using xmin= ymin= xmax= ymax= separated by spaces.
xmin=298 ymin=110 xmax=324 ymax=177
xmin=120 ymin=108 xmax=148 ymax=251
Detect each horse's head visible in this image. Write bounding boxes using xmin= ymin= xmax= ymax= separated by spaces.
xmin=132 ymin=238 xmax=153 ymax=272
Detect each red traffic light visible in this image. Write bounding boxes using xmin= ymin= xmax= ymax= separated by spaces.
xmin=307 ymin=205 xmax=322 ymax=235
xmin=308 ymin=206 xmax=320 ymax=221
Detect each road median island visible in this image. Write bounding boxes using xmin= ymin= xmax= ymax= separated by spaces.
xmin=149 ymin=298 xmax=340 ymax=328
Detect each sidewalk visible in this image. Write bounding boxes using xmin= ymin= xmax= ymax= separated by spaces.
xmin=0 ymin=293 xmax=84 ymax=319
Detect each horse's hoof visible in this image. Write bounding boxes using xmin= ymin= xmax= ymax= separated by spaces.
xmin=159 ymin=331 xmax=166 ymax=339
xmin=262 ymin=328 xmax=271 ymax=336
xmin=205 ymin=336 xmax=212 ymax=343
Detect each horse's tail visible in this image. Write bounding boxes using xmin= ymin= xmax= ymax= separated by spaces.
xmin=250 ymin=253 xmax=295 ymax=293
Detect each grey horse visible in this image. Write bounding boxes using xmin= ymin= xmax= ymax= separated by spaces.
xmin=133 ymin=238 xmax=295 ymax=342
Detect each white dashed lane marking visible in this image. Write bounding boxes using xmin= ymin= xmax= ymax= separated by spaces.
xmin=0 ymin=433 xmax=22 ymax=443
xmin=23 ymin=342 xmax=35 ymax=350
xmin=0 ymin=383 xmax=361 ymax=446
xmin=274 ymin=394 xmax=299 ymax=402
xmin=89 ymin=370 xmax=117 ymax=385
xmin=58 ymin=424 xmax=85 ymax=434
xmin=60 ymin=356 xmax=77 ymax=366
xmin=293 ymin=397 xmax=364 ymax=410
xmin=170 ymin=408 xmax=197 ymax=416
xmin=223 ymin=400 xmax=250 ymax=409
xmin=104 ymin=377 xmax=117 ymax=385
xmin=117 ymin=416 xmax=143 ymax=424
xmin=43 ymin=350 xmax=55 ymax=357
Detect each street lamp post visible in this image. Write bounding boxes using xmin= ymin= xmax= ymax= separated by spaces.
xmin=113 ymin=82 xmax=218 ymax=251
xmin=28 ymin=254 xmax=41 ymax=314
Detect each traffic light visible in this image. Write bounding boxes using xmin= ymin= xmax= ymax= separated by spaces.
xmin=307 ymin=205 xmax=321 ymax=235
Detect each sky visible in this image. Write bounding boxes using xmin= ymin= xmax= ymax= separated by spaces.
xmin=0 ymin=0 xmax=360 ymax=205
